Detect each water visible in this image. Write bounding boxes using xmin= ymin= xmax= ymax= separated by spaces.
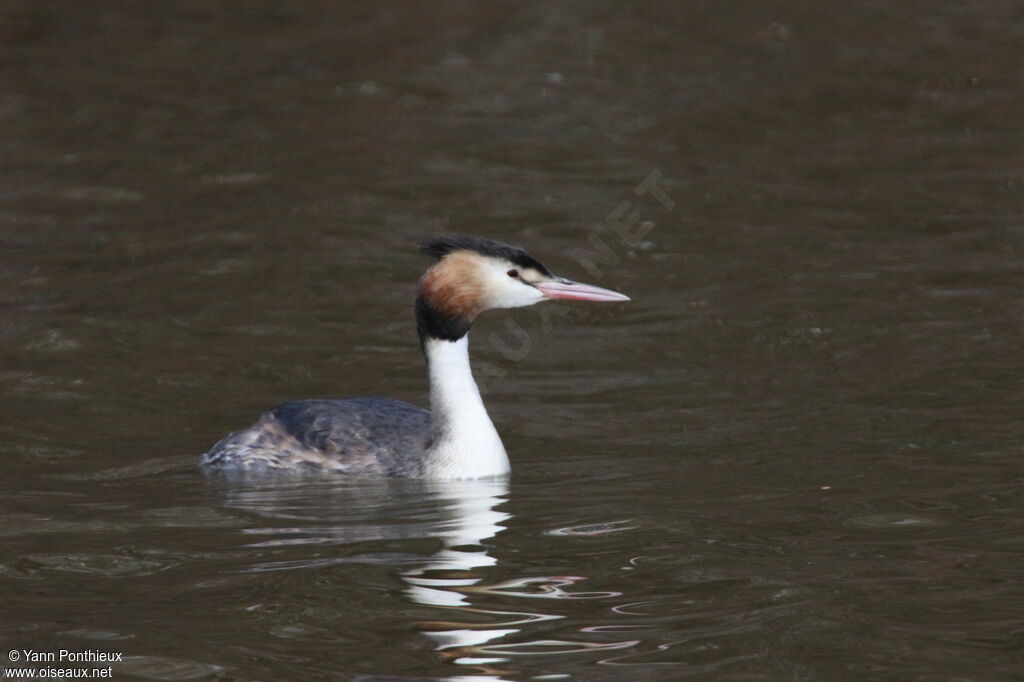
xmin=2 ymin=1 xmax=1022 ymax=679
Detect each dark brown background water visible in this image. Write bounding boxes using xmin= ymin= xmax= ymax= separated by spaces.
xmin=1 ymin=2 xmax=1022 ymax=680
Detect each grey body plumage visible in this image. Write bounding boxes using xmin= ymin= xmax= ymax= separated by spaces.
xmin=200 ymin=398 xmax=432 ymax=476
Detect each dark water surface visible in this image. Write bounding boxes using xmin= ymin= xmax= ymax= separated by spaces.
xmin=2 ymin=2 xmax=1022 ymax=679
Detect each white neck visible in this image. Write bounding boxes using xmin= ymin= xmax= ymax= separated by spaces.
xmin=423 ymin=336 xmax=509 ymax=479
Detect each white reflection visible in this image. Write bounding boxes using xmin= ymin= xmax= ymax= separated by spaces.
xmin=403 ymin=479 xmax=515 ymax=655
xmin=215 ymin=476 xmax=570 ymax=680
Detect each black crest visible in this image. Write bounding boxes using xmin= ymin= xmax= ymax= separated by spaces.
xmin=419 ymin=235 xmax=552 ymax=277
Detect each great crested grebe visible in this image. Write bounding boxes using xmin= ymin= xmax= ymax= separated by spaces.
xmin=199 ymin=235 xmax=629 ymax=479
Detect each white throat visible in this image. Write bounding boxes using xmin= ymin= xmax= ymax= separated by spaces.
xmin=423 ymin=336 xmax=510 ymax=479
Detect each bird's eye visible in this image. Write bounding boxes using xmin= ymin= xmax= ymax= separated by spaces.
xmin=507 ymin=269 xmax=519 ymax=278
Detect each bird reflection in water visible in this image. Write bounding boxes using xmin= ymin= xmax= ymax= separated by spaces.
xmin=403 ymin=479 xmax=542 ymax=678
xmin=218 ymin=477 xmax=632 ymax=679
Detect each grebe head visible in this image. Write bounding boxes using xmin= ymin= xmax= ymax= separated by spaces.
xmin=416 ymin=235 xmax=629 ymax=343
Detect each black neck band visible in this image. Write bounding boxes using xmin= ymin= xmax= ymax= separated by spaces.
xmin=415 ymin=295 xmax=471 ymax=348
